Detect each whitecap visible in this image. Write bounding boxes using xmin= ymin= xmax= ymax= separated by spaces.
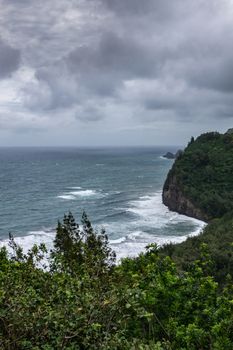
xmin=68 ymin=186 xmax=82 ymax=190
xmin=126 ymin=230 xmax=146 ymax=241
xmin=57 ymin=194 xmax=76 ymax=200
xmin=69 ymin=190 xmax=97 ymax=197
xmin=109 ymin=236 xmax=126 ymax=244
xmin=57 ymin=189 xmax=107 ymax=200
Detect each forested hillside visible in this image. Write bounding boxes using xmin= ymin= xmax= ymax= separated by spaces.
xmin=163 ymin=131 xmax=233 ymax=220
xmin=161 ymin=130 xmax=233 ymax=285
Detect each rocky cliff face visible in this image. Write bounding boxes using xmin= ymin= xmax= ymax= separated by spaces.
xmin=162 ymin=172 xmax=208 ymax=222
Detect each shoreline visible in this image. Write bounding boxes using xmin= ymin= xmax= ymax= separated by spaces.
xmin=0 ymin=195 xmax=206 ymax=262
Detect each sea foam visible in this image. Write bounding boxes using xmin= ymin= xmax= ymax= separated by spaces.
xmin=0 ymin=191 xmax=206 ymax=263
xmin=105 ymin=191 xmax=206 ymax=261
xmin=57 ymin=189 xmax=106 ymax=200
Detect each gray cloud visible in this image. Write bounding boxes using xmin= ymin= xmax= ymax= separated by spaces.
xmin=0 ymin=0 xmax=233 ymax=145
xmin=101 ymin=0 xmax=156 ymax=15
xmin=188 ymin=56 xmax=233 ymax=93
xmin=100 ymin=0 xmax=182 ymax=20
xmin=75 ymin=105 xmax=104 ymax=122
xmin=0 ymin=38 xmax=20 ymax=79
xmin=66 ymin=31 xmax=157 ymax=95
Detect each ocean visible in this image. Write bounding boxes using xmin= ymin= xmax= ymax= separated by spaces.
xmin=0 ymin=147 xmax=205 ymax=260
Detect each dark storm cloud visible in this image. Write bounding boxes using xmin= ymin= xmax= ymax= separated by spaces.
xmin=0 ymin=38 xmax=20 ymax=79
xmin=188 ymin=57 xmax=233 ymax=93
xmin=99 ymin=0 xmax=233 ymax=96
xmin=145 ymin=99 xmax=178 ymax=111
xmin=100 ymin=0 xmax=181 ymax=19
xmin=101 ymin=0 xmax=156 ymax=15
xmin=66 ymin=31 xmax=157 ymax=96
xmin=0 ymin=0 xmax=233 ymax=137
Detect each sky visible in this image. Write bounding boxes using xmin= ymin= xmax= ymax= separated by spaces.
xmin=0 ymin=0 xmax=233 ymax=146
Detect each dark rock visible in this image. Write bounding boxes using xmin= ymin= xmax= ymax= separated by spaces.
xmin=175 ymin=150 xmax=183 ymax=159
xmin=163 ymin=150 xmax=183 ymax=160
xmin=162 ymin=173 xmax=208 ymax=222
xmin=163 ymin=152 xmax=175 ymax=159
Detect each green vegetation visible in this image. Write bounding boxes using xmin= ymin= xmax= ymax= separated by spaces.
xmin=160 ymin=211 xmax=233 ymax=286
xmin=0 ymin=212 xmax=233 ymax=349
xmin=166 ymin=131 xmax=233 ymax=220
xmin=161 ymin=131 xmax=233 ymax=284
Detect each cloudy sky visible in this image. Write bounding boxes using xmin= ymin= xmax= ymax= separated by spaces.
xmin=0 ymin=0 xmax=233 ymax=146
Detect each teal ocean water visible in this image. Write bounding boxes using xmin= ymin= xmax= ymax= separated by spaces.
xmin=0 ymin=147 xmax=205 ymax=260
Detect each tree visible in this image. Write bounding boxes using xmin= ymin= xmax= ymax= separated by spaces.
xmin=51 ymin=211 xmax=115 ymax=276
xmin=188 ymin=136 xmax=195 ymax=146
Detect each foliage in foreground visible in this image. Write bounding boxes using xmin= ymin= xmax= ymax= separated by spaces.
xmin=160 ymin=211 xmax=233 ymax=285
xmin=0 ymin=212 xmax=233 ymax=349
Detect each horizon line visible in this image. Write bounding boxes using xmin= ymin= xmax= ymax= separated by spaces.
xmin=0 ymin=144 xmax=183 ymax=149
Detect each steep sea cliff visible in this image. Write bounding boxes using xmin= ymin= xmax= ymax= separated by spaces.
xmin=162 ymin=172 xmax=208 ymax=222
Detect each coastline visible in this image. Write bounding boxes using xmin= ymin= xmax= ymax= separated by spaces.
xmin=0 ymin=191 xmax=206 ymax=262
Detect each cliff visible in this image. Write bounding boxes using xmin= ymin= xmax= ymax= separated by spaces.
xmin=162 ymin=173 xmax=208 ymax=221
xmin=162 ymin=131 xmax=233 ymax=222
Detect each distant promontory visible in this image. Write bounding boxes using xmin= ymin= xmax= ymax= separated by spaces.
xmin=163 ymin=150 xmax=183 ymax=160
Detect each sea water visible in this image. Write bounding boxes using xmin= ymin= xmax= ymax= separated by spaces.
xmin=0 ymin=147 xmax=205 ymax=260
